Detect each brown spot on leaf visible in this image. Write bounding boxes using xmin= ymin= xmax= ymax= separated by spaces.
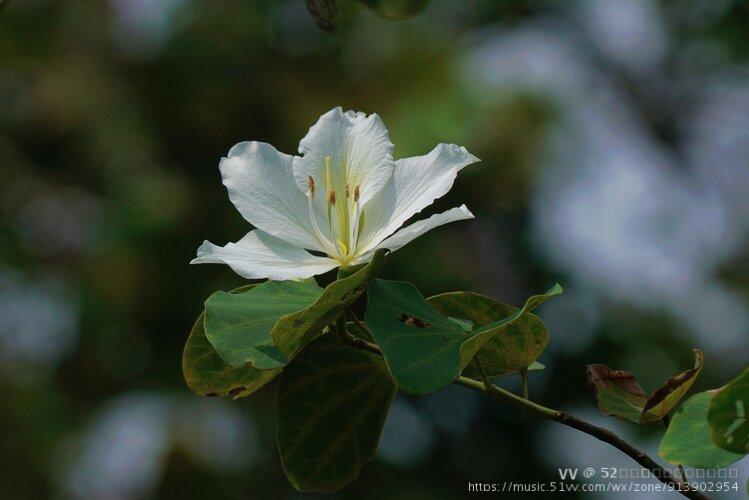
xmin=586 ymin=364 xmax=649 ymax=421
xmin=586 ymin=364 xmax=647 ymax=397
xmin=398 ymin=313 xmax=431 ymax=329
xmin=228 ymin=386 xmax=246 ymax=396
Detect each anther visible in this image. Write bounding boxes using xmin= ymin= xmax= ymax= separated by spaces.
xmin=345 ymin=183 xmax=350 ymax=199
xmin=328 ymin=190 xmax=336 ymax=206
xmin=354 ymin=185 xmax=360 ymax=202
xmin=307 ymin=176 xmax=315 ymax=199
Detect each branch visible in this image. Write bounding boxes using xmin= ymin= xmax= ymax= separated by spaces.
xmin=339 ymin=320 xmax=709 ymax=500
xmin=338 ymin=313 xmax=382 ymax=356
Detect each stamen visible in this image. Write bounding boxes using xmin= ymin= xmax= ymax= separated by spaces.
xmin=324 ymin=156 xmax=333 ymax=192
xmin=307 ymin=176 xmax=315 ymax=199
xmin=353 ymin=185 xmax=360 ymax=203
xmin=307 ymin=184 xmax=337 ymax=256
xmin=326 ymin=190 xmax=347 ymax=257
xmin=345 ymin=183 xmax=350 ymax=199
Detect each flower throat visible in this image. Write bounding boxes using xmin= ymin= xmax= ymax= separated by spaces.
xmin=307 ymin=156 xmax=364 ymax=264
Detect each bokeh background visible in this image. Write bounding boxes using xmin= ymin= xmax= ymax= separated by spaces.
xmin=1 ymin=0 xmax=748 ymax=498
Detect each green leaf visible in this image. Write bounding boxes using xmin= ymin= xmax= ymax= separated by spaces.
xmin=428 ymin=291 xmax=550 ymax=378
xmin=586 ymin=349 xmax=704 ymax=423
xmin=204 ymin=279 xmax=323 ymax=369
xmin=277 ymin=336 xmax=397 ymax=493
xmin=271 ymin=249 xmax=387 ymax=362
xmin=182 ymin=311 xmax=281 ymax=399
xmin=356 ymin=0 xmax=431 ymax=20
xmin=709 ymin=367 xmax=749 ymax=454
xmin=365 ymin=280 xmax=560 ymax=394
xmin=659 ymin=391 xmax=744 ymax=468
xmin=184 ymin=251 xmax=386 ymax=400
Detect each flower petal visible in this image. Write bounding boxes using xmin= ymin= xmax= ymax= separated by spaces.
xmin=352 ymin=205 xmax=474 ymax=264
xmin=191 ymin=230 xmax=338 ymax=280
xmin=356 ymin=143 xmax=479 ymax=254
xmin=220 ymin=141 xmax=325 ymax=252
xmin=293 ymin=107 xmax=394 ymax=207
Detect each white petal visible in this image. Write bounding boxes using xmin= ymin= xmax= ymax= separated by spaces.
xmin=220 ymin=141 xmax=325 ymax=252
xmin=190 ymin=230 xmax=338 ymax=280
xmin=293 ymin=107 xmax=394 ymax=207
xmin=352 ymin=205 xmax=474 ymax=264
xmin=356 ymin=143 xmax=479 ymax=254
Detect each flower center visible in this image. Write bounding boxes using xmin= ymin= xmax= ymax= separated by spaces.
xmin=307 ymin=156 xmax=362 ymax=264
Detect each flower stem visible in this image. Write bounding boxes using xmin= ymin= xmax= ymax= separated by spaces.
xmin=340 ymin=315 xmax=708 ymax=500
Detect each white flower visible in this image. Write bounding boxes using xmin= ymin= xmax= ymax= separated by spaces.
xmin=191 ymin=108 xmax=479 ymax=280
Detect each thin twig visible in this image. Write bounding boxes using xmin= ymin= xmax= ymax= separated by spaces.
xmin=340 ymin=316 xmax=709 ymax=500
xmin=347 ymin=308 xmax=370 ymax=336
xmin=520 ymin=369 xmax=529 ymax=399
xmin=338 ymin=313 xmax=381 ymax=356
